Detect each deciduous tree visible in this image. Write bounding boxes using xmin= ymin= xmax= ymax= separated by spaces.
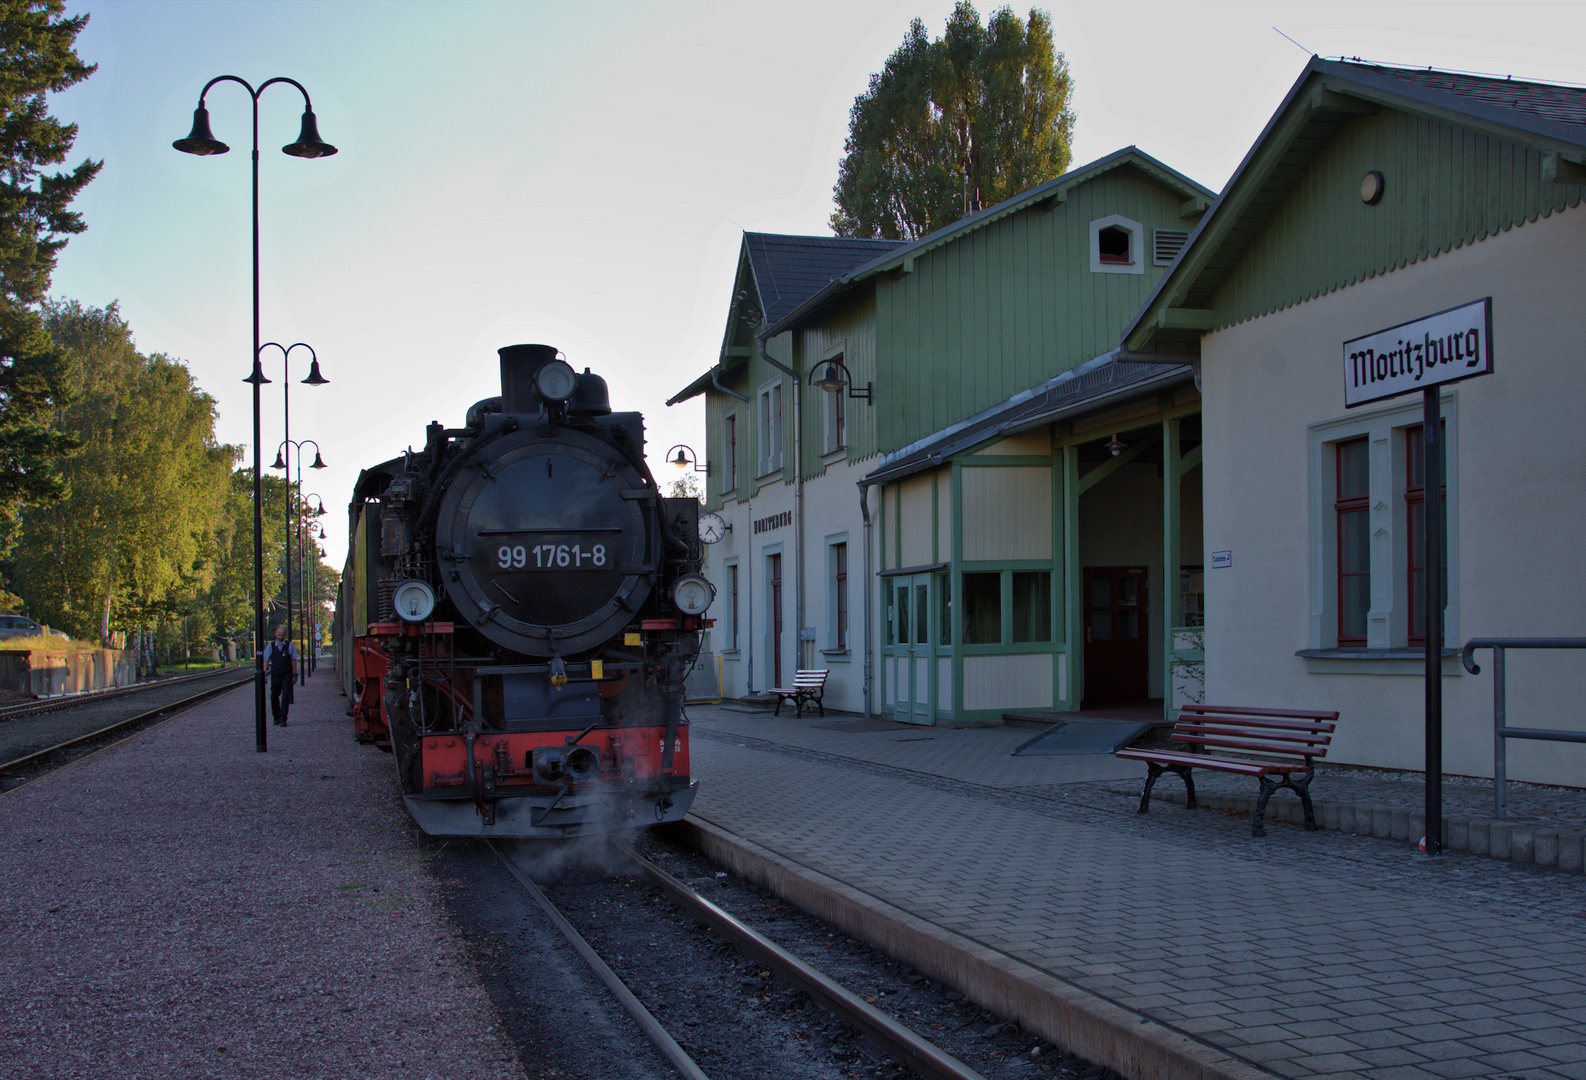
xmin=831 ymin=2 xmax=1074 ymax=241
xmin=13 ymin=302 xmax=237 ymax=645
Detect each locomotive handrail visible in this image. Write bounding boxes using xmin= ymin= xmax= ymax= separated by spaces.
xmin=1460 ymin=637 xmax=1586 ymax=818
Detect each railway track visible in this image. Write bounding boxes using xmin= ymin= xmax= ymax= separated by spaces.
xmin=485 ymin=837 xmax=1021 ymax=1080
xmin=0 ymin=664 xmax=247 ymax=724
xmin=0 ymin=669 xmax=253 ymax=792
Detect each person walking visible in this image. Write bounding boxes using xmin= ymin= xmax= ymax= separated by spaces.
xmin=263 ymin=624 xmax=298 ymax=725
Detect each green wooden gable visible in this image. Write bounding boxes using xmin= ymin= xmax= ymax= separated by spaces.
xmin=1127 ymin=60 xmax=1586 ymax=352
xmin=872 ymin=156 xmax=1208 ymax=450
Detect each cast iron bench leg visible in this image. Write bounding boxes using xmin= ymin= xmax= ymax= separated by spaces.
xmin=1254 ymin=776 xmax=1278 ymax=837
xmin=1137 ymin=763 xmax=1196 ymax=814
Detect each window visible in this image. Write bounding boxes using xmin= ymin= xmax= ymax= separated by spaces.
xmin=1335 ymin=438 xmax=1370 ymax=645
xmin=822 ymin=357 xmax=847 ymax=454
xmin=827 ymin=541 xmax=848 ymax=650
xmin=1011 ymin=571 xmax=1052 ymax=643
xmin=1307 ymin=397 xmax=1459 ymax=655
xmin=1098 ymin=227 xmax=1130 ymax=264
xmin=962 ymin=572 xmax=1001 ymax=644
xmin=757 ymin=382 xmax=782 ymax=475
xmin=1405 ymin=424 xmax=1447 ymax=644
xmin=1089 ymin=214 xmax=1145 ymax=275
xmin=724 ymin=414 xmax=737 ymax=494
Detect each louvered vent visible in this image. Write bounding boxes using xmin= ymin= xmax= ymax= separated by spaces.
xmin=1153 ymin=229 xmax=1190 ymax=266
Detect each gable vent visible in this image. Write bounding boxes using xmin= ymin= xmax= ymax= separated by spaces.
xmin=1153 ymin=229 xmax=1190 ymax=266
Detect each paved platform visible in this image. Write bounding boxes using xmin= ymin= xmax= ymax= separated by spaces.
xmin=682 ymin=704 xmax=1586 ymax=1080
xmin=0 ymin=671 xmax=523 ymax=1080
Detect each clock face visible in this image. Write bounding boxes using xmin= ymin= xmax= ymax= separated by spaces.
xmin=698 ymin=511 xmax=727 ymax=544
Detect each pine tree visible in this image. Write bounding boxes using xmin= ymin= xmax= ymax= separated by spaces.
xmin=0 ymin=1 xmax=100 ymax=569
xmin=831 ymin=3 xmax=1074 ymax=241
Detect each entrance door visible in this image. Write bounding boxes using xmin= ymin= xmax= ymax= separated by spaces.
xmin=887 ymin=575 xmax=934 ymax=724
xmin=1083 ymin=567 xmax=1148 ymax=702
xmin=767 ymin=553 xmax=783 ymax=687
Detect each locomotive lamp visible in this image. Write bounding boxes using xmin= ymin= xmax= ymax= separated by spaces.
xmin=671 ymin=573 xmax=716 ymax=616
xmin=392 ymin=580 xmax=436 ymax=623
xmin=175 ymin=76 xmax=336 ymax=753
xmin=534 ymin=358 xmax=578 ymax=402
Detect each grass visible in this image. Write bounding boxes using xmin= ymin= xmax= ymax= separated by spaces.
xmin=0 ymin=633 xmax=101 ymax=651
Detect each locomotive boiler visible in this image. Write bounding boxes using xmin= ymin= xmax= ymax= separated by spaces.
xmin=335 ymin=344 xmax=713 ymax=837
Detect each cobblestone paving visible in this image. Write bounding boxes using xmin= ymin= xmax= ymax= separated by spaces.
xmin=685 ymin=708 xmax=1586 ymax=1080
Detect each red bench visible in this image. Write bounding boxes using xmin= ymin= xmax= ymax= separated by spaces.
xmin=770 ymin=669 xmax=829 ymax=718
xmin=1115 ymin=705 xmax=1337 ymax=837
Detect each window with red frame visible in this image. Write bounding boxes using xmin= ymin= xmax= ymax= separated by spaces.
xmin=833 ymin=543 xmax=848 ymax=650
xmin=1405 ymin=424 xmax=1447 ymax=643
xmin=1336 ymin=438 xmax=1370 ymax=645
xmin=728 ymin=563 xmax=739 ymax=650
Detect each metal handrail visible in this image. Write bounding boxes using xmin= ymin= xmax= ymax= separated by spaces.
xmin=1460 ymin=637 xmax=1586 ymax=818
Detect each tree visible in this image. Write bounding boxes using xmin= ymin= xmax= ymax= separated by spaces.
xmin=12 ymin=301 xmax=237 ymax=645
xmin=831 ymin=2 xmax=1074 ymax=241
xmin=0 ymin=2 xmax=100 ymax=573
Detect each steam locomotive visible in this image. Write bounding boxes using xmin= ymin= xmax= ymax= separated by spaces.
xmin=334 ymin=344 xmax=713 ymax=837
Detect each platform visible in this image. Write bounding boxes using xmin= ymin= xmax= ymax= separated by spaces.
xmin=0 ymin=671 xmax=525 ymax=1080
xmin=682 ymin=703 xmax=1586 ymax=1080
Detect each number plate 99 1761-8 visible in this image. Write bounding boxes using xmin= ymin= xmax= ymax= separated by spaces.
xmin=495 ymin=542 xmax=610 ymax=570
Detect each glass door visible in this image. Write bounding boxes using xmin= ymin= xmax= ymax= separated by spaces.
xmin=887 ymin=575 xmax=934 ymax=724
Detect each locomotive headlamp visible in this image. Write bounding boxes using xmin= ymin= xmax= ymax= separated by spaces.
xmin=534 ymin=359 xmax=578 ymax=403
xmin=392 ymin=579 xmax=436 ymax=623
xmin=670 ymin=573 xmax=715 ymax=616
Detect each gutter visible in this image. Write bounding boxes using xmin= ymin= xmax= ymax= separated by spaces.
xmin=857 ymin=479 xmax=873 ymax=719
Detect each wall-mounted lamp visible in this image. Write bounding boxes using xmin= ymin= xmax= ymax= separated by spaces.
xmin=667 ymin=444 xmax=707 ymax=472
xmin=1106 ymin=433 xmax=1126 ymax=457
xmin=809 ymin=358 xmax=873 ymax=405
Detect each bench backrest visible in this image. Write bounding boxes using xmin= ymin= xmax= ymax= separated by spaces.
xmin=791 ymin=669 xmax=829 ymax=688
xmin=1172 ymin=707 xmax=1336 ymax=764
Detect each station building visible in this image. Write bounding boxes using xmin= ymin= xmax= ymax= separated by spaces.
xmin=1123 ymin=59 xmax=1586 ymax=786
xmin=669 ymin=149 xmax=1216 ymax=723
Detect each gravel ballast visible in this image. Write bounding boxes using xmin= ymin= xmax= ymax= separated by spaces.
xmin=0 ymin=672 xmax=525 ymax=1080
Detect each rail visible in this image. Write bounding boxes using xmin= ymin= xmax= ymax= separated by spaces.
xmin=1460 ymin=637 xmax=1586 ymax=818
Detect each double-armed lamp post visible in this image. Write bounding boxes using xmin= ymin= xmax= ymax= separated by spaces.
xmin=173 ymin=77 xmax=335 ymax=752
xmin=273 ymin=439 xmax=326 ymax=685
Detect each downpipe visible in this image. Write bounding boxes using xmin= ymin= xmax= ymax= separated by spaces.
xmin=757 ymin=331 xmax=803 ymax=678
xmin=858 ymin=479 xmax=874 ymax=719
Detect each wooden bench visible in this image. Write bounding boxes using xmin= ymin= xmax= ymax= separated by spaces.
xmin=1115 ymin=705 xmax=1338 ymax=837
xmin=770 ymin=669 xmax=829 ymax=718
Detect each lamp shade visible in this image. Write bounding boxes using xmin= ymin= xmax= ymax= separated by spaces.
xmin=301 ymin=358 xmax=329 ymax=386
xmin=282 ymin=109 xmax=337 ymax=158
xmin=816 ymin=362 xmax=844 ymax=393
xmin=271 ymin=451 xmax=287 ymax=470
xmin=310 ymin=451 xmax=327 ymax=470
xmin=173 ymin=104 xmax=229 ymax=156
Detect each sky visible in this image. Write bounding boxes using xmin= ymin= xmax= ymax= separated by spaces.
xmin=46 ymin=0 xmax=1586 ymax=565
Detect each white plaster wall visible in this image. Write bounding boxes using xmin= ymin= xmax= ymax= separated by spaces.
xmin=1200 ymin=205 xmax=1586 ymax=786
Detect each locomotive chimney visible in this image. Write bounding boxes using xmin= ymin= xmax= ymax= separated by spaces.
xmin=498 ymin=343 xmax=560 ymax=415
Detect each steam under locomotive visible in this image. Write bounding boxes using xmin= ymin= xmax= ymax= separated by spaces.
xmin=334 ymin=344 xmax=713 ymax=837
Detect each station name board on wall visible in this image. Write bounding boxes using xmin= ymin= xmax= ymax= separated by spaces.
xmin=1343 ymin=298 xmax=1493 ymax=408
xmin=752 ymin=510 xmax=792 ymax=535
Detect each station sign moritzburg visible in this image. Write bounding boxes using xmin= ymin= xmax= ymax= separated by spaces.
xmin=1343 ymin=298 xmax=1493 ymax=408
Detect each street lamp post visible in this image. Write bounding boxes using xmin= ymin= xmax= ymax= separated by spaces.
xmin=273 ymin=439 xmax=326 ymax=685
xmin=174 ymin=77 xmax=336 ymax=753
xmin=303 ymin=494 xmax=328 ymax=676
xmin=261 ymin=340 xmax=328 ymax=678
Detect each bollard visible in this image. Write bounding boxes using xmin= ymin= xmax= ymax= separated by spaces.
xmin=1468 ymin=819 xmax=1491 ymax=856
xmin=1534 ymin=831 xmax=1559 ymax=869
xmin=1489 ymin=821 xmax=1513 ymax=861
